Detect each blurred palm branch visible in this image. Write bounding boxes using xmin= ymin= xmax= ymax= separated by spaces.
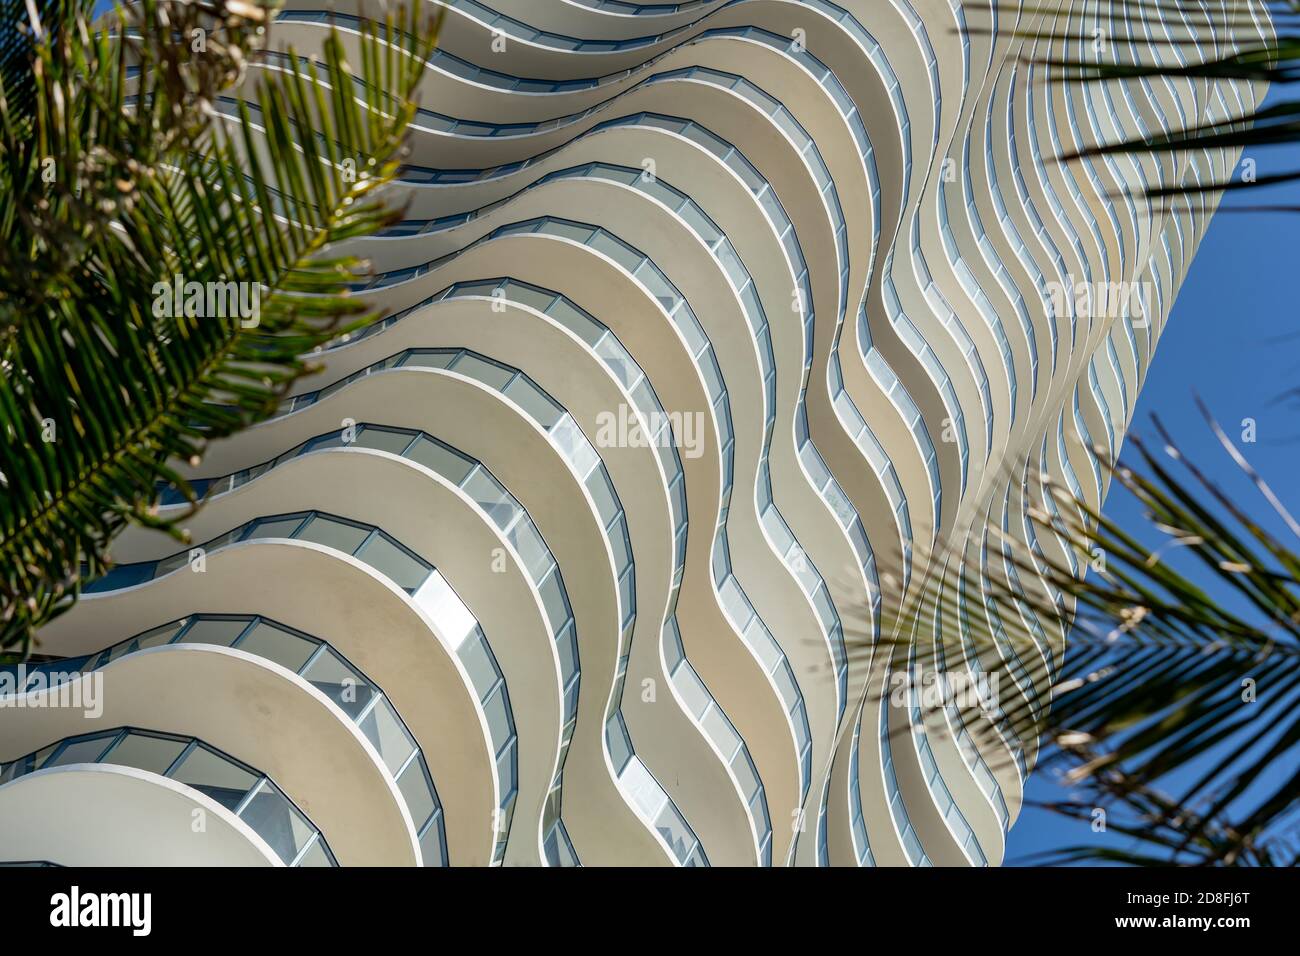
xmin=863 ymin=398 xmax=1300 ymax=865
xmin=0 ymin=0 xmax=440 ymax=652
xmin=1001 ymin=0 xmax=1300 ymax=208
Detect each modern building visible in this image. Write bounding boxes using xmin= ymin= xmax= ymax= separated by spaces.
xmin=0 ymin=0 xmax=1268 ymax=865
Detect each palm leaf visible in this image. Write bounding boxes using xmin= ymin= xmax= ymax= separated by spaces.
xmin=979 ymin=0 xmax=1296 ymax=208
xmin=859 ymin=406 xmax=1300 ymax=865
xmin=0 ymin=0 xmax=440 ymax=652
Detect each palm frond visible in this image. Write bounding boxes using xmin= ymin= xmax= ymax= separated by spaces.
xmin=984 ymin=0 xmax=1293 ymax=204
xmin=0 ymin=0 xmax=440 ymax=651
xmin=855 ymin=399 xmax=1300 ymax=864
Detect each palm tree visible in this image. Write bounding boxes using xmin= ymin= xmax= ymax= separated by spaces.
xmin=0 ymin=0 xmax=438 ymax=652
xmin=998 ymin=419 xmax=1300 ymax=865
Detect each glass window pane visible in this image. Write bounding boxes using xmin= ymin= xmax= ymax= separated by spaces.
xmin=633 ymin=262 xmax=678 ymax=313
xmin=27 ymin=743 xmax=59 ymax=772
xmin=47 ymin=734 xmax=118 ymax=768
xmin=585 ymin=469 xmax=620 ymax=529
xmin=588 ymin=231 xmax=644 ymax=272
xmin=719 ymin=578 xmax=753 ymax=630
xmin=236 ymin=621 xmax=319 ymax=673
xmin=545 ymin=299 xmax=603 ymax=347
xmin=701 ymin=705 xmax=737 ymax=757
xmin=483 ymin=687 xmax=513 ymax=749
xmin=154 ymin=550 xmax=191 ymax=578
xmin=502 ymin=282 xmax=554 ymax=313
xmin=773 ymin=665 xmax=800 ymax=708
xmin=131 ymin=620 xmax=186 ymax=650
xmin=356 ymin=535 xmax=429 ymax=592
xmin=358 ymin=700 xmax=416 ymax=775
xmin=462 ymin=469 xmax=516 ymax=530
xmin=731 ymin=752 xmax=761 ymax=802
xmin=622 ymin=757 xmax=670 ymax=822
xmin=307 ymin=432 xmax=349 ymax=452
xmin=171 ymin=746 xmax=257 ymax=810
xmin=178 ymin=617 xmax=249 ymax=647
xmin=414 ymin=572 xmax=478 ymax=650
xmin=400 ymin=349 xmax=457 ymax=370
xmin=496 ymin=740 xmax=518 ymax=798
xmin=238 ymin=780 xmax=315 ymax=865
xmin=295 ymin=838 xmax=334 ymax=867
xmin=245 ymin=515 xmax=306 ymax=540
xmin=746 ymin=621 xmax=781 ymax=674
xmin=302 ymin=650 xmax=376 ymax=720
xmin=507 ymin=521 xmax=552 ymax=583
xmin=606 ymin=720 xmax=633 ymax=771
xmin=396 ymin=759 xmax=437 ymax=829
xmin=556 ymin=623 xmax=579 ymax=682
xmin=106 ymin=732 xmax=188 ymax=775
xmin=405 ymin=437 xmax=475 ymax=484
xmin=296 ymin=516 xmax=370 ymax=555
xmin=537 ymin=573 xmax=570 ymax=634
xmin=677 ymin=202 xmax=721 ymax=245
xmin=545 ymin=220 xmax=596 ymax=243
xmin=353 ymin=427 xmax=416 ymax=455
xmin=449 ymin=353 xmax=514 ymax=390
xmin=419 ymin=815 xmax=447 ymax=867
xmin=673 ymin=667 xmax=711 ymax=720
xmin=458 ymin=633 xmax=499 ymax=699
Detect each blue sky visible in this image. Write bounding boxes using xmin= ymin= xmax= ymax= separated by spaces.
xmin=1006 ymin=85 xmax=1300 ymax=863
